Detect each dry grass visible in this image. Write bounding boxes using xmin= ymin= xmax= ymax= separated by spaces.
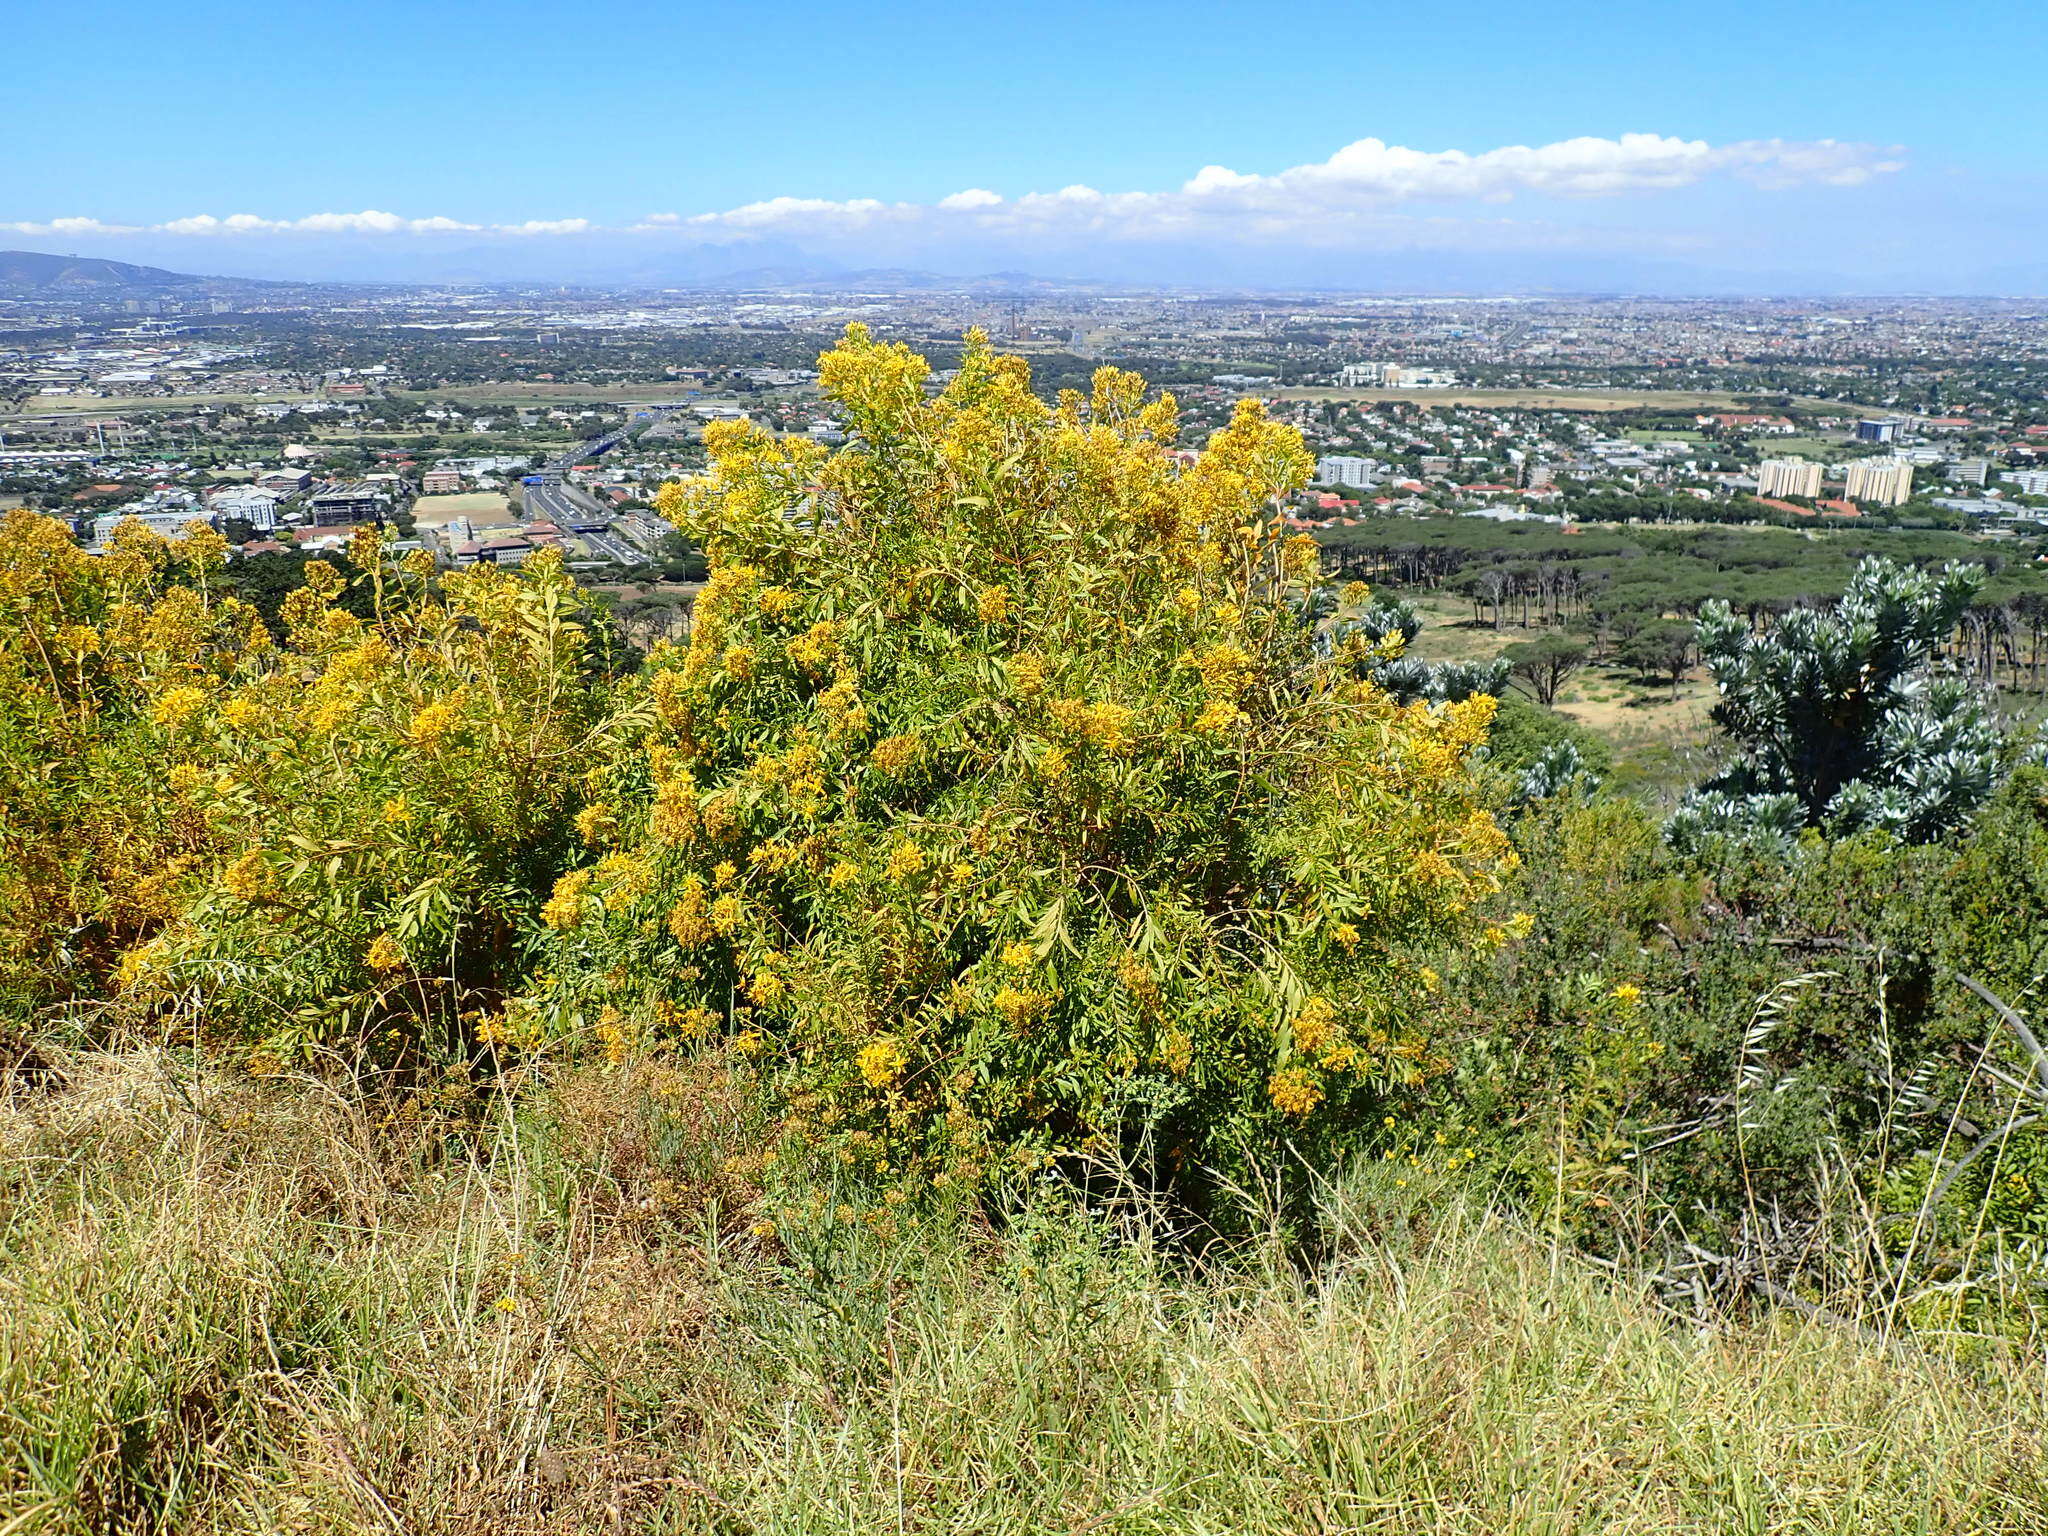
xmin=409 ymin=493 xmax=512 ymax=526
xmin=2 ymin=1046 xmax=2045 ymax=1534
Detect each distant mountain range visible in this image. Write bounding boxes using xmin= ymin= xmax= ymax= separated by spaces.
xmin=0 ymin=248 xmax=302 ymax=293
xmin=0 ymin=249 xmax=206 ymax=289
xmin=0 ymin=243 xmax=1128 ymax=297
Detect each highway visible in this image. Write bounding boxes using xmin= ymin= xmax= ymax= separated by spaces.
xmin=516 ymin=402 xmax=691 ymax=567
xmin=521 ymin=477 xmax=645 ymax=565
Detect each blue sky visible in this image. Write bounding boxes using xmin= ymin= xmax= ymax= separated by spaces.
xmin=10 ymin=0 xmax=2046 ymax=290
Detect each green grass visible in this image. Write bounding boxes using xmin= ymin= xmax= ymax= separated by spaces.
xmin=5 ymin=392 xmax=323 ymax=419
xmin=1392 ymin=596 xmax=1719 ymax=797
xmin=1771 ymin=436 xmax=1850 ymax=462
xmin=3 ymin=1046 xmax=2045 ymax=1534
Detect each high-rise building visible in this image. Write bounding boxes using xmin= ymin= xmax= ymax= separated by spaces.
xmin=1855 ymin=418 xmax=1904 ymax=444
xmin=1757 ymin=457 xmax=1823 ymax=499
xmin=1845 ymin=457 xmax=1914 ymax=506
xmin=2006 ymin=469 xmax=2048 ymax=496
xmin=1315 ymin=455 xmax=1379 ymax=488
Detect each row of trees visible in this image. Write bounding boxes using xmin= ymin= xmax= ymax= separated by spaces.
xmin=1320 ymin=515 xmax=2048 ymax=698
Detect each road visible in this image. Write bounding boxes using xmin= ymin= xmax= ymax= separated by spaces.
xmin=520 ymin=478 xmax=644 ymax=564
xmin=515 ymin=403 xmax=693 ymax=566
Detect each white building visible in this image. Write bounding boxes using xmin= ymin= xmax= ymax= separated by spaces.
xmin=2002 ymin=469 xmax=2048 ymax=496
xmin=91 ymin=509 xmax=202 ymax=544
xmin=1315 ymin=455 xmax=1380 ymax=488
xmin=1756 ymin=458 xmax=1823 ymax=499
xmin=1383 ymin=366 xmax=1456 ymax=388
xmin=207 ymin=486 xmax=286 ymax=531
xmin=1845 ymin=457 xmax=1914 ymax=507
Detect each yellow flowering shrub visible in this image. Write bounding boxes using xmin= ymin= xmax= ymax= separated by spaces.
xmin=0 ymin=512 xmax=614 ymax=1060
xmin=535 ymin=326 xmax=1510 ymax=1200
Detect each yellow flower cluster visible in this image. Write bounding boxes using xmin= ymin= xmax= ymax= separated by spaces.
xmin=870 ymin=734 xmax=921 ymax=775
xmin=1184 ymin=642 xmax=1254 ymax=703
xmin=409 ymin=698 xmax=462 ymax=751
xmin=1292 ymin=995 xmax=1338 ymax=1054
xmin=1267 ymin=1067 xmax=1325 ymax=1118
xmin=709 ymin=892 xmax=744 ymax=936
xmin=1046 ymin=698 xmax=1135 ymax=754
xmin=992 ymin=985 xmax=1052 ymax=1025
xmin=668 ymin=876 xmax=710 ymax=946
xmin=883 ymin=839 xmax=926 ymax=883
xmin=541 ymin=868 xmax=594 ymax=931
xmin=152 ymin=685 xmax=208 ymax=730
xmin=786 ymin=620 xmax=838 ymax=674
xmin=858 ymin=1036 xmax=909 ymax=1088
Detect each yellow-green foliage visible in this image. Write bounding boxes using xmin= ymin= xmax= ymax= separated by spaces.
xmin=535 ymin=326 xmax=1511 ymax=1191
xmin=0 ymin=512 xmax=612 ymax=1058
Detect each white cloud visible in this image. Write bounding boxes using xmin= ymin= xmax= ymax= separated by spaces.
xmin=678 ymin=133 xmax=1906 ymax=244
xmin=1 ymin=133 xmax=1904 ymax=251
xmin=1 ymin=216 xmax=142 ymax=237
xmin=496 ymin=217 xmax=592 ymax=235
xmin=1 ymin=210 xmax=574 ymax=238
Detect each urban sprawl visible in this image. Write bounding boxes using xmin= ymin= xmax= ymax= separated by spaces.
xmin=8 ymin=275 xmax=2048 ymax=605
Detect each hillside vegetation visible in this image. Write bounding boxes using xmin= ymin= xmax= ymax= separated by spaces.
xmin=3 ymin=329 xmax=2048 ymax=1533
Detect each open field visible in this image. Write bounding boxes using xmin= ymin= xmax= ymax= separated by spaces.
xmin=410 ymin=491 xmax=511 ymax=525
xmin=1272 ymin=385 xmax=1856 ymax=414
xmin=5 ymin=391 xmax=322 ymax=420
xmin=390 ymin=384 xmax=743 ymax=410
xmin=3 ymin=384 xmax=752 ymax=423
xmin=1771 ymin=435 xmax=1854 ymax=461
xmin=1402 ymin=592 xmax=1721 ymax=794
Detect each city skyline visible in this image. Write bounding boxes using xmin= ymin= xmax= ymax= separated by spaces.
xmin=12 ymin=0 xmax=2048 ymax=293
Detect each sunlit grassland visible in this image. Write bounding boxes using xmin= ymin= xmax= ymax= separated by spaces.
xmin=3 ymin=1045 xmax=2043 ymax=1535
